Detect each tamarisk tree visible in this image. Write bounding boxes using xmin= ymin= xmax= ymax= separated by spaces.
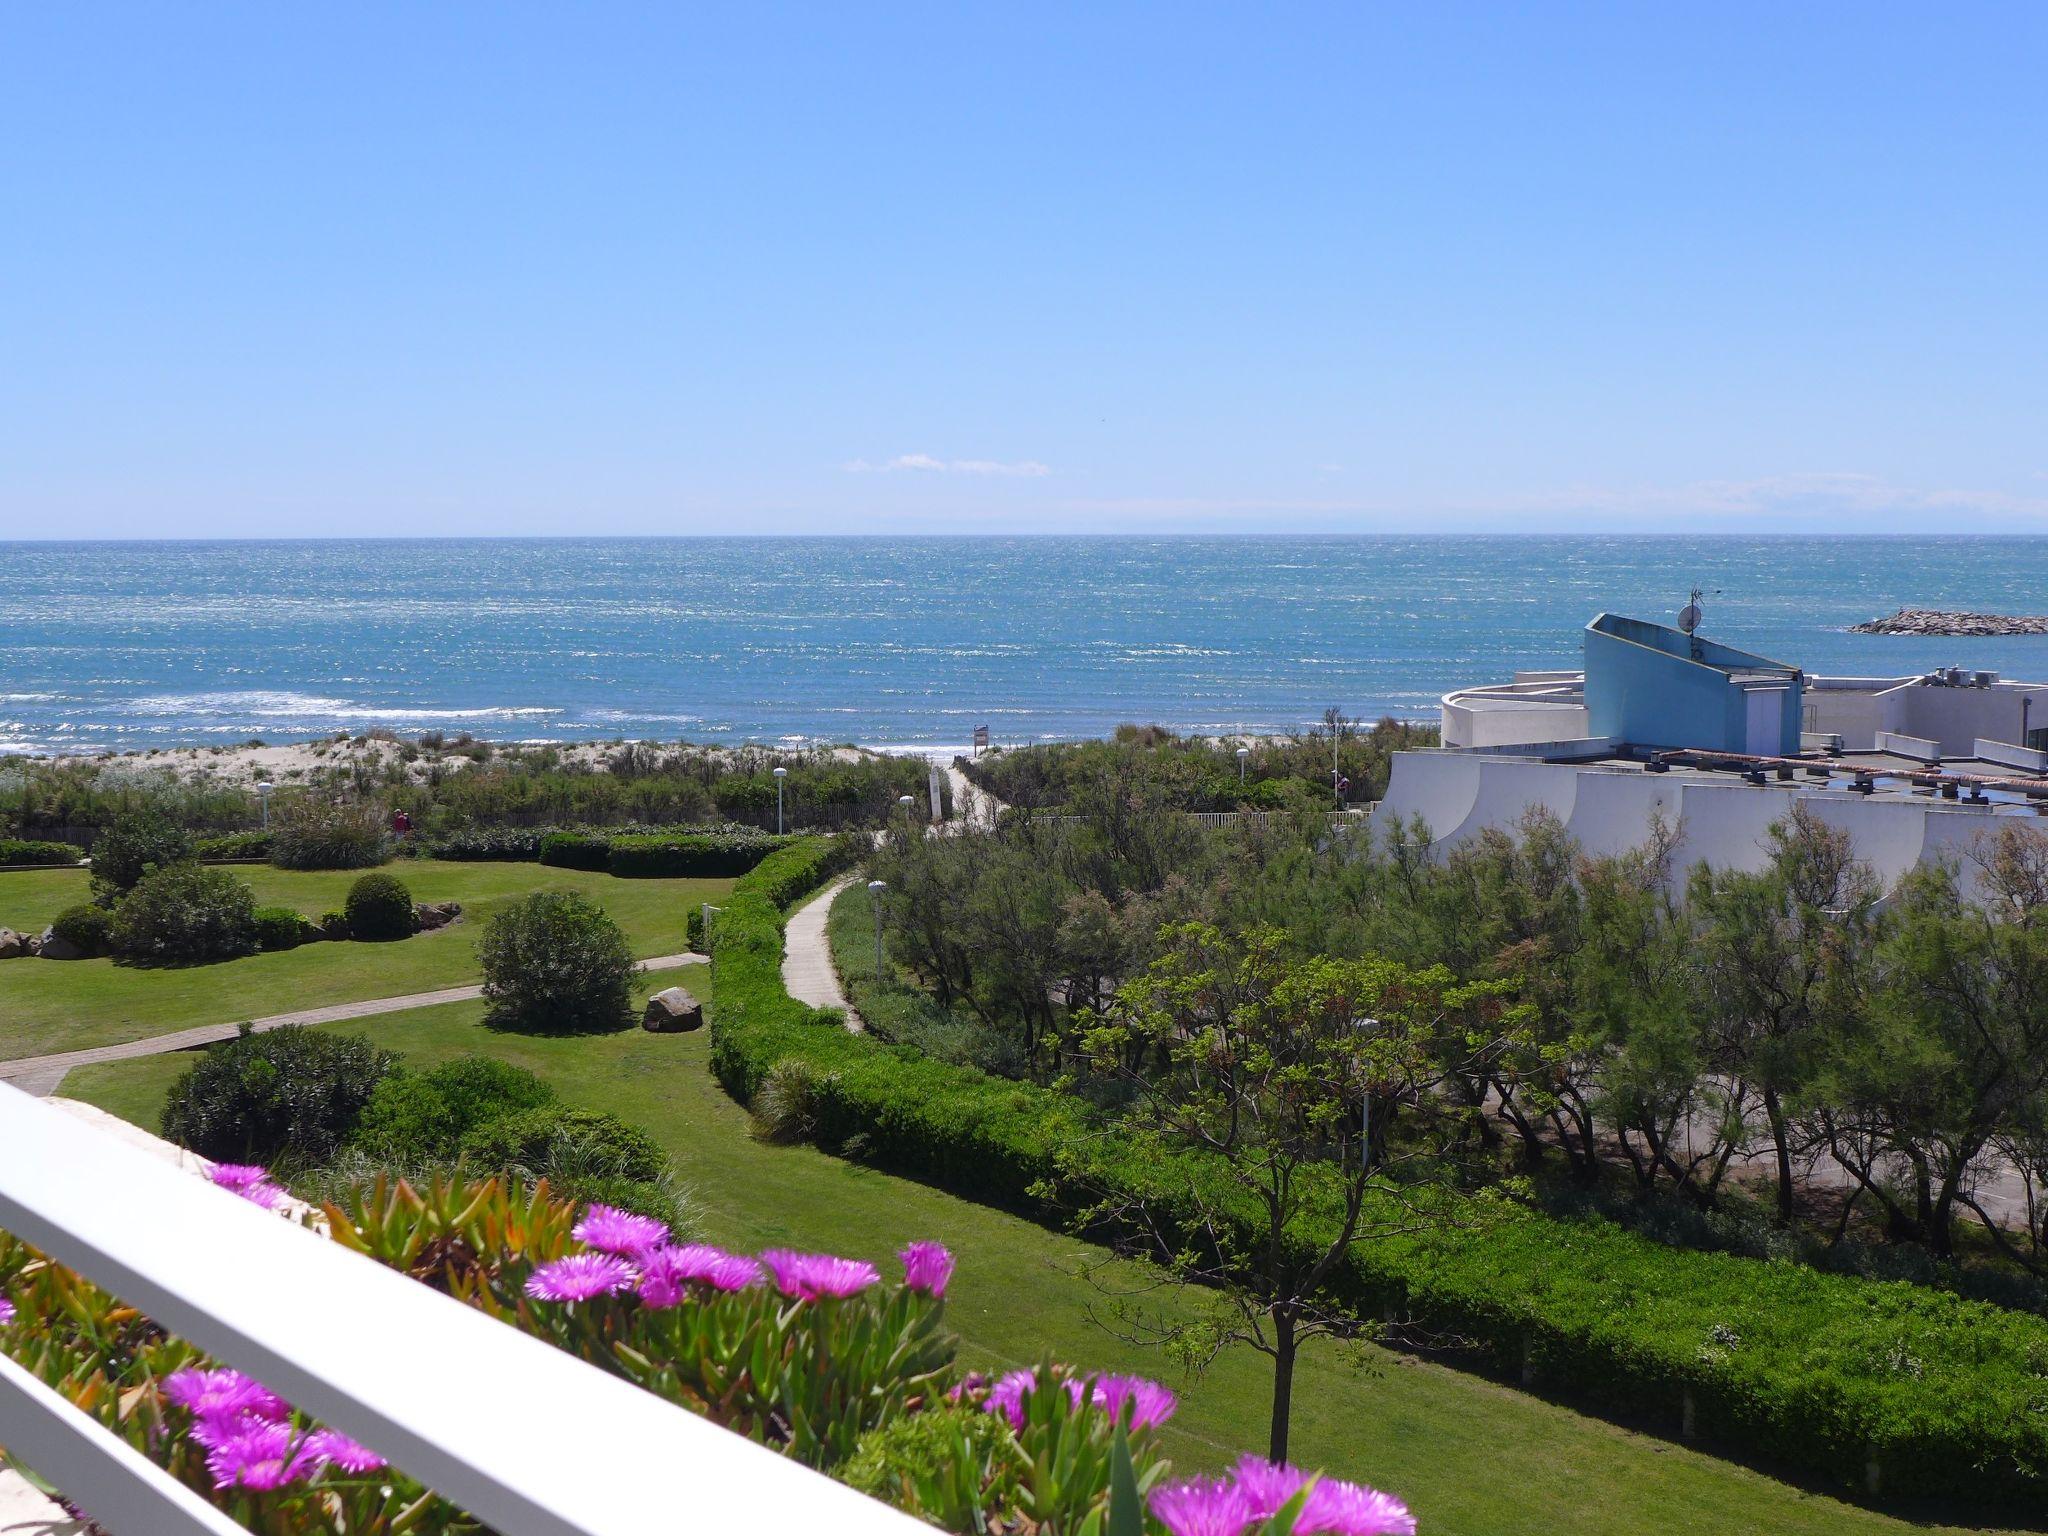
xmin=1062 ymin=920 xmax=1528 ymax=1462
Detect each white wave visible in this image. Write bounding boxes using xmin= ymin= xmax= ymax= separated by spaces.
xmin=120 ymin=691 xmax=561 ymax=722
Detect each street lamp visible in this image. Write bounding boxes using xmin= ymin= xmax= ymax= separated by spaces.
xmin=867 ymin=879 xmax=887 ymax=978
xmin=1236 ymin=745 xmax=1249 ymax=785
xmin=256 ymin=781 xmax=274 ymax=831
xmin=898 ymin=793 xmax=914 ymax=832
xmin=773 ymin=766 xmax=788 ymax=835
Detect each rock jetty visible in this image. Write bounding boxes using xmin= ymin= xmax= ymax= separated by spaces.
xmin=1851 ymin=609 xmax=2048 ymax=637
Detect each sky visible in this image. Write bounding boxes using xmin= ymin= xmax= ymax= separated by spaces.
xmin=2 ymin=3 xmax=2044 ymax=538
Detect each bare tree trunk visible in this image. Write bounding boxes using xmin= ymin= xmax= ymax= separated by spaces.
xmin=1764 ymin=1088 xmax=1795 ymax=1225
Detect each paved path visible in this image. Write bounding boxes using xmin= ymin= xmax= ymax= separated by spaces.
xmin=0 ymin=953 xmax=706 ymax=1093
xmin=782 ymin=876 xmax=861 ymax=1030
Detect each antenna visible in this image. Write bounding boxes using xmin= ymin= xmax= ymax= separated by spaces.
xmin=1677 ymin=586 xmax=1704 ymax=635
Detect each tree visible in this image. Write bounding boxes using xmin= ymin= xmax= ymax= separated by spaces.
xmin=477 ymin=890 xmax=636 ymax=1033
xmin=88 ymin=810 xmax=192 ymax=900
xmin=1688 ymin=805 xmax=1877 ymax=1223
xmin=1066 ymin=921 xmax=1526 ymax=1462
xmin=110 ymin=862 xmax=261 ymax=964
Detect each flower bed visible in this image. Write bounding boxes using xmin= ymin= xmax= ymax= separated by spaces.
xmin=0 ymin=1157 xmax=1415 ymax=1536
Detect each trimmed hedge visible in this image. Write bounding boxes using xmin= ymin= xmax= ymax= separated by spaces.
xmin=0 ymin=837 xmax=83 ymax=867
xmin=415 ymin=822 xmax=799 ymax=879
xmin=707 ymin=871 xmax=2048 ymax=1510
xmin=193 ymin=830 xmax=272 ymax=861
xmin=537 ymin=829 xmax=610 ymax=871
xmin=415 ymin=825 xmax=555 ymax=862
xmin=605 ymin=829 xmax=792 ymax=878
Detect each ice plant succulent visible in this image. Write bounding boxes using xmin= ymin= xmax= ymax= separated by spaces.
xmin=571 ymin=1202 xmax=670 ymax=1257
xmin=161 ymin=1367 xmax=289 ymax=1427
xmin=981 ymin=1367 xmax=1039 ymax=1431
xmin=306 ymin=1428 xmax=388 ymax=1476
xmin=759 ymin=1248 xmax=880 ymax=1301
xmin=202 ymin=1421 xmax=322 ymax=1492
xmin=637 ymin=1243 xmax=761 ymax=1306
xmin=525 ymin=1252 xmax=638 ymax=1303
xmin=1150 ymin=1476 xmax=1256 ymax=1536
xmin=1230 ymin=1457 xmax=1416 ymax=1536
xmin=898 ymin=1240 xmax=955 ymax=1298
xmin=0 ymin=1296 xmax=13 ymax=1327
xmin=207 ymin=1162 xmax=289 ymax=1210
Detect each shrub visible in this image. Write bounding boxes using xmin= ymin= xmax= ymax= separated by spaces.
xmin=49 ymin=902 xmax=114 ymax=957
xmin=0 ymin=837 xmax=83 ymax=867
xmin=751 ymin=1058 xmax=835 ymax=1144
xmin=192 ymin=830 xmax=272 ymax=861
xmin=456 ymin=1103 xmax=682 ymax=1222
xmin=161 ymin=1025 xmax=393 ymax=1164
xmin=537 ymin=829 xmax=611 ymax=871
xmin=476 ymin=891 xmax=636 ymax=1033
xmin=417 ymin=825 xmax=555 ymax=861
xmin=270 ymin=798 xmax=387 ymax=870
xmin=606 ymin=828 xmax=789 ymax=878
xmin=88 ymin=811 xmax=192 ymax=894
xmin=344 ymin=871 xmax=417 ymax=941
xmin=109 ymin=862 xmax=260 ymax=964
xmin=353 ymin=1057 xmax=559 ymax=1161
xmin=251 ymin=904 xmax=308 ymax=951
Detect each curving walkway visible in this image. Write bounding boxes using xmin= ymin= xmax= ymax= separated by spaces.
xmin=781 ymin=876 xmax=861 ymax=1031
xmin=0 ymin=952 xmax=706 ymax=1097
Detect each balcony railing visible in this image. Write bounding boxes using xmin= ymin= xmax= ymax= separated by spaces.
xmin=0 ymin=1081 xmax=926 ymax=1535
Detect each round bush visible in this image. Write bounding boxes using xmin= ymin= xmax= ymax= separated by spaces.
xmin=353 ymin=1057 xmax=559 ymax=1161
xmin=344 ymin=872 xmax=417 ymax=941
xmin=89 ymin=812 xmax=192 ymax=895
xmin=252 ymin=905 xmax=307 ymax=952
xmin=49 ymin=902 xmax=114 ymax=958
xmin=270 ymin=799 xmax=388 ymax=871
xmin=162 ymin=1025 xmax=393 ymax=1164
xmin=476 ymin=890 xmax=636 ymax=1033
xmin=110 ymin=863 xmax=260 ymax=964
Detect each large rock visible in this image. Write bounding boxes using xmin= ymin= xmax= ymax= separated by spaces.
xmin=642 ymin=986 xmax=704 ymax=1033
xmin=414 ymin=900 xmax=462 ymax=931
xmin=0 ymin=928 xmax=24 ymax=959
xmin=36 ymin=926 xmax=84 ymax=961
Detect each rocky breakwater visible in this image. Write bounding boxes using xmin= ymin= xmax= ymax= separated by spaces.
xmin=1852 ymin=608 xmax=2048 ymax=637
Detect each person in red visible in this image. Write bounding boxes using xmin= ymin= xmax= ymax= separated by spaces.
xmin=391 ymin=808 xmax=412 ymax=838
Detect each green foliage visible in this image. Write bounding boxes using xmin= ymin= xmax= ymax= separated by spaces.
xmin=269 ymin=797 xmax=388 ymax=870
xmin=344 ymin=870 xmax=417 ymax=941
xmin=476 ymin=890 xmax=637 ymax=1033
xmin=49 ymin=901 xmax=114 ymax=957
xmin=0 ymin=836 xmax=83 ymax=866
xmin=750 ymin=1058 xmax=835 ymax=1144
xmin=841 ymin=1401 xmax=1027 ymax=1528
xmin=414 ymin=824 xmax=554 ymax=861
xmin=161 ymin=1025 xmax=394 ymax=1163
xmin=537 ymin=829 xmax=611 ymax=870
xmin=191 ymin=829 xmax=272 ymax=860
xmin=710 ymin=869 xmax=2048 ymax=1507
xmin=352 ymin=1055 xmax=559 ymax=1161
xmin=605 ymin=828 xmax=791 ymax=878
xmin=88 ymin=810 xmax=193 ymax=895
xmin=109 ymin=862 xmax=261 ymax=964
xmin=458 ymin=1103 xmax=667 ymax=1181
xmin=251 ymin=904 xmax=309 ymax=951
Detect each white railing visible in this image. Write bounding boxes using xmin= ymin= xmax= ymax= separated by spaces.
xmin=0 ymin=1083 xmax=925 ymax=1536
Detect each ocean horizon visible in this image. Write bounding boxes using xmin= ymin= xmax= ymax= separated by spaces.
xmin=7 ymin=534 xmax=2048 ymax=756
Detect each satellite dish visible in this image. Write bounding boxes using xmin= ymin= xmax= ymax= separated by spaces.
xmin=1677 ymin=587 xmax=1704 ymax=634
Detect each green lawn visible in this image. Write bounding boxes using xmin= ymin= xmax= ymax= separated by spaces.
xmin=63 ymin=995 xmax=2019 ymax=1536
xmin=0 ymin=863 xmax=730 ymax=1060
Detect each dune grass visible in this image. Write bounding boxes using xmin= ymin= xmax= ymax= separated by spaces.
xmin=61 ymin=991 xmax=2022 ymax=1536
xmin=0 ymin=862 xmax=729 ymax=1059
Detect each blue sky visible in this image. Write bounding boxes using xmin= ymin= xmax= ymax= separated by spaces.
xmin=3 ymin=3 xmax=2044 ymax=537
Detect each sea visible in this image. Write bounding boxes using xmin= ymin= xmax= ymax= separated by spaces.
xmin=4 ymin=536 xmax=2048 ymax=757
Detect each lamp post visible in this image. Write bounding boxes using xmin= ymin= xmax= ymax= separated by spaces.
xmin=867 ymin=879 xmax=887 ymax=979
xmin=773 ymin=766 xmax=787 ymax=835
xmin=256 ymin=781 xmax=274 ymax=831
xmin=898 ymin=793 xmax=914 ymax=832
xmin=1236 ymin=745 xmax=1249 ymax=785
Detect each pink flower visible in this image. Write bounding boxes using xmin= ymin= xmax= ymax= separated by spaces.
xmin=637 ymin=1243 xmax=762 ymax=1306
xmin=759 ymin=1249 xmax=880 ymax=1301
xmin=899 ymin=1240 xmax=955 ymax=1298
xmin=1070 ymin=1372 xmax=1177 ymax=1429
xmin=208 ymin=1163 xmax=288 ymax=1209
xmin=525 ymin=1252 xmax=637 ymax=1303
xmin=572 ymin=1203 xmax=670 ymax=1257
xmin=206 ymin=1164 xmax=272 ymax=1193
xmin=306 ymin=1428 xmax=387 ymax=1475
xmin=981 ymin=1368 xmax=1039 ymax=1430
xmin=0 ymin=1297 xmax=13 ymax=1326
xmin=1298 ymin=1480 xmax=1416 ymax=1536
xmin=203 ymin=1422 xmax=320 ymax=1491
xmin=1150 ymin=1476 xmax=1254 ymax=1536
xmin=161 ymin=1368 xmax=288 ymax=1426
xmin=1232 ymin=1456 xmax=1312 ymax=1519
